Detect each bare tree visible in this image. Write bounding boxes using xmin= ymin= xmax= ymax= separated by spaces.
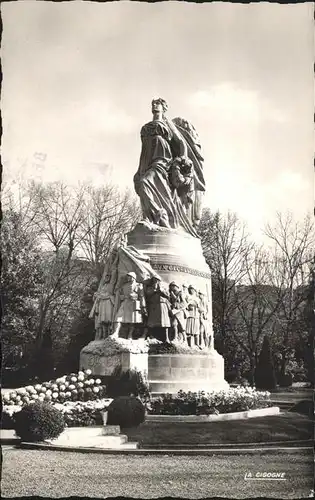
xmin=264 ymin=212 xmax=314 ymax=378
xmin=78 ymin=184 xmax=141 ymax=280
xmin=2 ymin=178 xmax=141 ymax=380
xmin=29 ymin=181 xmax=86 ymax=255
xmin=2 ymin=180 xmax=40 ymax=234
xmin=199 ymin=209 xmax=254 ymax=358
xmin=27 ymin=182 xmax=90 ymax=359
xmin=230 ymin=246 xmax=283 ymax=383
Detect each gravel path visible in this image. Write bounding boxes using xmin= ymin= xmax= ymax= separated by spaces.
xmin=2 ymin=448 xmax=313 ymax=498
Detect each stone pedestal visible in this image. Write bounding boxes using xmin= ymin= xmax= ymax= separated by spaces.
xmin=79 ymin=223 xmax=228 ymax=393
xmin=127 ymin=224 xmax=212 ymax=296
xmin=127 ymin=223 xmax=228 ymax=394
xmin=80 ymin=339 xmax=148 ymax=377
xmin=148 ymin=351 xmax=229 ymax=395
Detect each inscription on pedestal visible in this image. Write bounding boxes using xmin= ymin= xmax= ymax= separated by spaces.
xmin=102 ymin=426 xmax=120 ymax=436
xmin=80 ymin=349 xmax=148 ymax=377
xmin=148 ymin=353 xmax=228 ymax=393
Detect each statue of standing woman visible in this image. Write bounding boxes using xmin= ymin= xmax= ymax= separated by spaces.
xmin=169 ymin=281 xmax=187 ymax=343
xmin=144 ymin=276 xmax=171 ymax=343
xmin=185 ymin=285 xmax=201 ymax=348
xmin=89 ymin=274 xmax=115 ymax=340
xmin=133 ymin=98 xmax=206 ymax=236
xmin=111 ymin=272 xmax=146 ymax=340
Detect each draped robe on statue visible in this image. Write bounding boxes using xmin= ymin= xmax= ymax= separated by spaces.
xmin=133 ymin=118 xmax=206 ymax=237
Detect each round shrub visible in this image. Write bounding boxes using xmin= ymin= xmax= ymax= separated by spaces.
xmin=14 ymin=401 xmax=65 ymax=442
xmin=289 ymin=400 xmax=314 ymax=419
xmin=278 ymin=373 xmax=293 ymax=388
xmin=106 ymin=367 xmax=150 ymax=401
xmin=1 ymin=410 xmax=16 ymax=429
xmin=225 ymin=370 xmax=238 ymax=384
xmin=107 ymin=396 xmax=145 ymax=428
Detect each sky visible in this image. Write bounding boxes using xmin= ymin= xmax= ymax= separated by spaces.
xmin=1 ymin=1 xmax=314 ymax=240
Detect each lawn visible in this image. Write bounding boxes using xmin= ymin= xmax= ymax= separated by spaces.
xmin=270 ymin=389 xmax=314 ymax=401
xmin=272 ymin=386 xmax=313 ymax=393
xmin=123 ymin=413 xmax=314 ymax=447
xmin=1 ymin=447 xmax=313 ymax=498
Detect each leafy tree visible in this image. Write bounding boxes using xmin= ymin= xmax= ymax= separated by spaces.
xmin=255 ymin=335 xmax=277 ymax=390
xmin=56 ymin=280 xmax=97 ymax=375
xmin=1 ymin=198 xmax=43 ymax=374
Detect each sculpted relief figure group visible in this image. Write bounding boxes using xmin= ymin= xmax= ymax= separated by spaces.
xmin=90 ymin=271 xmax=213 ymax=350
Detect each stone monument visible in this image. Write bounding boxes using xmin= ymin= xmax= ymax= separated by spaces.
xmin=80 ymin=98 xmax=228 ymax=394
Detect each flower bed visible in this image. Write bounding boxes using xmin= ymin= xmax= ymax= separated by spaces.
xmin=148 ymin=387 xmax=272 ymax=415
xmin=2 ymin=370 xmax=106 ymax=407
xmin=3 ymin=388 xmax=272 ymax=430
xmin=2 ymin=399 xmax=113 ymax=428
xmin=53 ymin=399 xmax=112 ymax=427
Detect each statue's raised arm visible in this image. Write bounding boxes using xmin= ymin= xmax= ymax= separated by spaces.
xmin=133 ymin=98 xmax=206 ymax=237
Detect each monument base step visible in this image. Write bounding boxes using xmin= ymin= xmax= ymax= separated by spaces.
xmin=117 ymin=441 xmax=139 ymax=450
xmin=47 ymin=434 xmax=128 ymax=448
xmin=46 ymin=427 xmax=132 ymax=449
xmin=56 ymin=426 xmax=120 ymax=437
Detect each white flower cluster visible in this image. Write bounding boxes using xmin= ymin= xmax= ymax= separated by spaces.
xmin=53 ymin=398 xmax=113 ymax=414
xmin=2 ymin=370 xmax=107 ymax=408
xmin=2 ymin=404 xmax=22 ymax=415
xmin=152 ymin=386 xmax=272 ymax=415
xmin=200 ymin=386 xmax=271 ymax=411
